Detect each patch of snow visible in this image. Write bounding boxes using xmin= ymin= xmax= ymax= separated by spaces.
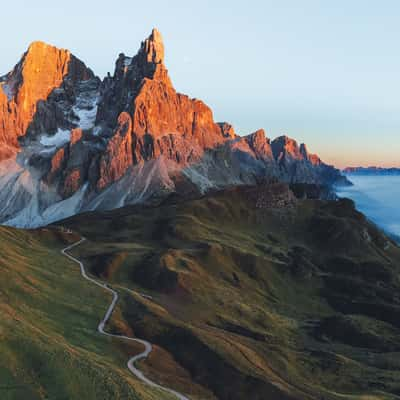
xmin=40 ymin=129 xmax=71 ymax=147
xmin=73 ymin=102 xmax=98 ymax=130
xmin=72 ymin=89 xmax=99 ymax=131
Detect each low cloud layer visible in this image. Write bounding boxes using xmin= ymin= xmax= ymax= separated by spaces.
xmin=338 ymin=176 xmax=400 ymax=237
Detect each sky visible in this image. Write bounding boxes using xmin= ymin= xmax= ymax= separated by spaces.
xmin=1 ymin=0 xmax=399 ymax=168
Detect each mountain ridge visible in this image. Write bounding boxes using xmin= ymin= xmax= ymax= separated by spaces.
xmin=344 ymin=166 xmax=400 ymax=175
xmin=0 ymin=29 xmax=350 ymax=227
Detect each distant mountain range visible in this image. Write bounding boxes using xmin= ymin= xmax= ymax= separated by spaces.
xmin=0 ymin=29 xmax=349 ymax=227
xmin=344 ymin=166 xmax=400 ymax=175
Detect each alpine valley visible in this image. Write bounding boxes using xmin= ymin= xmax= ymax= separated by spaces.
xmin=2 ymin=29 xmax=400 ymax=400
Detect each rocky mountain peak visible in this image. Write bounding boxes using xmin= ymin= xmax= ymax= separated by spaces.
xmin=250 ymin=129 xmax=267 ymax=143
xmin=26 ymin=40 xmax=70 ymax=58
xmin=0 ymin=40 xmax=96 ymax=153
xmin=241 ymin=129 xmax=275 ymax=164
xmin=16 ymin=41 xmax=71 ymax=108
xmin=96 ymin=29 xmax=173 ymax=128
xmin=1 ymin=41 xmax=71 ymax=104
xmin=97 ymin=28 xmax=225 ymax=150
xmin=300 ymin=143 xmax=322 ymax=165
xmin=271 ymin=135 xmax=302 ymax=162
xmin=300 ymin=143 xmax=309 ymax=158
xmin=0 ymin=32 xmax=350 ymax=227
xmin=116 ymin=28 xmax=167 ymax=81
xmin=141 ymin=28 xmax=164 ymax=65
xmin=135 ymin=28 xmax=170 ymax=84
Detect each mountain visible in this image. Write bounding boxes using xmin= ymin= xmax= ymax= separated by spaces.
xmin=0 ymin=29 xmax=349 ymax=228
xmin=58 ymin=183 xmax=400 ymax=400
xmin=2 ymin=27 xmax=398 ymax=400
xmin=344 ymin=166 xmax=400 ymax=176
xmin=0 ymin=41 xmax=96 ymax=157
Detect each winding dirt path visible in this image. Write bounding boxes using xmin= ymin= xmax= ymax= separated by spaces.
xmin=62 ymin=238 xmax=190 ymax=400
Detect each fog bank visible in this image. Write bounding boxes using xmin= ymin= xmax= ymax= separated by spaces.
xmin=338 ymin=176 xmax=400 ymax=237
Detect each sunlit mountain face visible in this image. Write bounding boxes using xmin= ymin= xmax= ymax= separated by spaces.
xmin=0 ymin=29 xmax=348 ymax=228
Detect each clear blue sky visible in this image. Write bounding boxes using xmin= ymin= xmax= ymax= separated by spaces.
xmin=2 ymin=0 xmax=400 ymax=167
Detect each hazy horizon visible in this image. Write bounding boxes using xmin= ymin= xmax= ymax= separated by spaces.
xmin=1 ymin=0 xmax=399 ymax=168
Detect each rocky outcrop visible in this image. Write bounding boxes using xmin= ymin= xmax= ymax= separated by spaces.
xmin=97 ymin=112 xmax=133 ymax=190
xmin=270 ymin=135 xmax=345 ymax=185
xmin=63 ymin=169 xmax=82 ymax=198
xmin=96 ymin=28 xmax=228 ymax=173
xmin=245 ymin=129 xmax=274 ymax=161
xmin=47 ymin=147 xmax=66 ymax=183
xmin=300 ymin=143 xmax=321 ymax=166
xmin=218 ymin=123 xmax=236 ymax=139
xmin=70 ymin=128 xmax=83 ymax=145
xmin=45 ymin=127 xmax=92 ymax=196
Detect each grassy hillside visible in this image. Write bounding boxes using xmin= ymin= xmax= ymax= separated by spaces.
xmin=62 ymin=184 xmax=400 ymax=400
xmin=0 ymin=226 xmax=179 ymax=400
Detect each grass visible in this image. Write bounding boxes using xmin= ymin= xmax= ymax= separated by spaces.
xmin=0 ymin=227 xmax=178 ymax=400
xmin=3 ymin=183 xmax=400 ymax=399
xmin=61 ymin=185 xmax=400 ymax=399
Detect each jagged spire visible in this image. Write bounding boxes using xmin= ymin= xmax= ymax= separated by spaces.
xmin=141 ymin=28 xmax=165 ymax=64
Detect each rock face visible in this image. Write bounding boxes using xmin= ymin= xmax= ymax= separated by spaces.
xmin=96 ymin=28 xmax=228 ymax=167
xmin=97 ymin=112 xmax=133 ymax=190
xmin=271 ymin=136 xmax=320 ymax=183
xmin=0 ymin=29 xmax=349 ymax=227
xmin=0 ymin=41 xmax=96 ymax=152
